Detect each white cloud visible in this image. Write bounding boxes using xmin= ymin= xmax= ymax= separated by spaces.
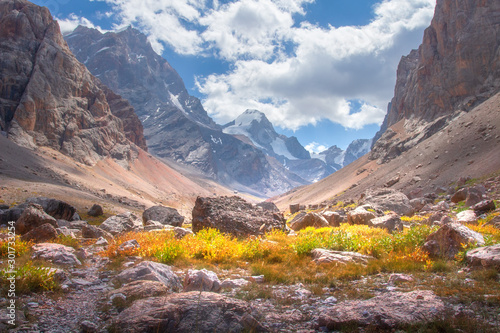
xmin=305 ymin=142 xmax=328 ymax=154
xmin=57 ymin=13 xmax=108 ymax=34
xmin=81 ymin=0 xmax=435 ymax=130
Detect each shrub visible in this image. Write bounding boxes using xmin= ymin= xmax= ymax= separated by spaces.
xmin=0 ymin=261 xmax=58 ymax=295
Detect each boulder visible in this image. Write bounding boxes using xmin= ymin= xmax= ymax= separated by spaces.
xmin=456 ymin=210 xmax=478 ymax=224
xmin=311 ymin=249 xmax=374 ymax=266
xmin=409 ymin=198 xmax=427 ymax=212
xmin=108 ymin=280 xmax=171 ymax=302
xmin=423 ymin=222 xmax=485 ymax=259
xmin=322 ymin=211 xmax=342 ymax=227
xmin=183 ymin=269 xmax=221 ymax=292
xmin=118 ymin=239 xmax=140 ymax=253
xmin=191 ymin=196 xmax=286 ymax=237
xmin=289 ymin=212 xmax=329 ymax=231
xmin=113 ymin=292 xmax=265 ymax=333
xmin=87 ymin=204 xmax=104 ymax=217
xmin=472 ymin=200 xmax=496 ymax=214
xmin=20 ymin=223 xmax=58 ymax=243
xmin=465 ymin=187 xmax=484 ymax=207
xmin=100 ymin=212 xmax=143 ymax=235
xmin=466 ymin=244 xmax=500 ymax=270
xmin=368 ymin=214 xmax=403 ymax=233
xmin=25 ymin=197 xmax=76 ymax=221
xmin=318 ymin=290 xmax=445 ymax=330
xmin=289 ymin=203 xmax=301 ymax=214
xmin=347 ymin=207 xmax=376 ymax=225
xmin=81 ymin=224 xmax=113 ymax=240
xmin=31 ymin=243 xmax=81 ymax=267
xmin=359 ymin=189 xmax=414 ymax=216
xmin=15 ymin=203 xmax=58 ymax=234
xmin=142 ymin=206 xmax=184 ymax=227
xmin=221 ymin=279 xmax=251 ymax=289
xmin=115 ymin=261 xmax=182 ymax=292
xmin=451 ymin=188 xmax=468 ymax=203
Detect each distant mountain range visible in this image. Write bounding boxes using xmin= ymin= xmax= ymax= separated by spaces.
xmin=65 ymin=26 xmax=371 ymax=196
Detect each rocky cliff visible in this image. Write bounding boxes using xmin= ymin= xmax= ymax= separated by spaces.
xmin=65 ymin=26 xmax=308 ymax=197
xmin=0 ymin=0 xmax=147 ymax=166
xmin=371 ymin=0 xmax=500 ymax=163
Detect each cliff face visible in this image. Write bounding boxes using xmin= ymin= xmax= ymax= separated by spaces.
xmin=371 ymin=0 xmax=500 ymax=162
xmin=0 ymin=0 xmax=146 ymax=165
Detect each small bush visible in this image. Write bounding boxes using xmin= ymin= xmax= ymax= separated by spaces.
xmin=0 ymin=236 xmax=32 ymax=257
xmin=0 ymin=261 xmax=58 ymax=295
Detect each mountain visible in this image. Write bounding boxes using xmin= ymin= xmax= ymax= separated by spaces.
xmin=0 ymin=0 xmax=147 ymax=167
xmin=370 ymin=0 xmax=500 ymax=163
xmin=65 ymin=26 xmax=308 ymax=197
xmin=272 ymin=0 xmax=500 ymax=210
xmin=223 ymin=109 xmax=372 ymax=183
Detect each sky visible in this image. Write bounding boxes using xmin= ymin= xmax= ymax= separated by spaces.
xmin=31 ymin=0 xmax=436 ymax=151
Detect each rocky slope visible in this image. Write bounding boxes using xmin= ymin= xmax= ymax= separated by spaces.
xmin=0 ymin=0 xmax=146 ymax=166
xmin=371 ymin=0 xmax=500 ymax=163
xmin=273 ymin=0 xmax=500 ymax=210
xmin=65 ymin=26 xmax=308 ymax=197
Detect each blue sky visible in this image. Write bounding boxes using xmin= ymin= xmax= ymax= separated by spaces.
xmin=31 ymin=0 xmax=436 ymax=151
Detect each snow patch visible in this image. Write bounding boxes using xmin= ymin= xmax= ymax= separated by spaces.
xmin=270 ymin=138 xmax=297 ymax=160
xmin=95 ymin=46 xmax=110 ymax=54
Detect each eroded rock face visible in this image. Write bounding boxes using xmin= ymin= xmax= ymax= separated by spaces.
xmin=360 ymin=189 xmax=414 ymax=216
xmin=191 ymin=196 xmax=286 ymax=237
xmin=0 ymin=0 xmax=146 ymax=165
xmin=371 ymin=0 xmax=500 ymax=162
xmin=113 ymin=292 xmax=265 ymax=333
xmin=318 ymin=290 xmax=445 ymax=330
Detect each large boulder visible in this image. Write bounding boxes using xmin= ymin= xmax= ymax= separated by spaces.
xmin=25 ymin=197 xmax=76 ymax=221
xmin=289 ymin=212 xmax=329 ymax=231
xmin=450 ymin=188 xmax=468 ymax=203
xmin=142 ymin=206 xmax=184 ymax=227
xmin=15 ymin=203 xmax=58 ymax=234
xmin=113 ymin=292 xmax=265 ymax=332
xmin=322 ymin=211 xmax=343 ymax=227
xmin=20 ymin=223 xmax=58 ymax=243
xmin=359 ymin=189 xmax=414 ymax=216
xmin=347 ymin=207 xmax=376 ymax=225
xmin=115 ymin=261 xmax=182 ymax=292
xmin=318 ymin=290 xmax=445 ymax=330
xmin=423 ymin=222 xmax=485 ymax=259
xmin=311 ymin=249 xmax=374 ymax=266
xmin=108 ymin=280 xmax=171 ymax=302
xmin=183 ymin=269 xmax=221 ymax=292
xmin=466 ymin=244 xmax=500 ymax=270
xmin=100 ymin=212 xmax=143 ymax=235
xmin=31 ymin=243 xmax=81 ymax=267
xmin=191 ymin=196 xmax=286 ymax=237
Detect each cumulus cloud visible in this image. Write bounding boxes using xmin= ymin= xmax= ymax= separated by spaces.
xmin=80 ymin=0 xmax=435 ymax=130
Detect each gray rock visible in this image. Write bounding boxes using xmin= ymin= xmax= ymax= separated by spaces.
xmin=221 ymin=278 xmax=251 ymax=289
xmin=466 ymin=244 xmax=500 ymax=270
xmin=100 ymin=212 xmax=143 ymax=235
xmin=360 ymin=189 xmax=414 ymax=216
xmin=318 ymin=290 xmax=445 ymax=330
xmin=311 ymin=248 xmax=375 ymax=266
xmin=82 ymin=224 xmax=113 ymax=240
xmin=192 ymin=196 xmax=286 ymax=237
xmin=109 ymin=280 xmax=171 ymax=302
xmin=31 ymin=243 xmax=81 ymax=267
xmin=118 ymin=239 xmax=140 ymax=253
xmin=368 ymin=214 xmax=403 ymax=233
xmin=113 ymin=292 xmax=265 ymax=332
xmin=456 ymin=210 xmax=478 ymax=224
xmin=183 ymin=269 xmax=221 ymax=292
xmin=142 ymin=205 xmax=184 ymax=227
xmin=115 ymin=261 xmax=181 ymax=292
xmin=25 ymin=197 xmax=76 ymax=221
xmin=321 ymin=211 xmax=342 ymax=227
